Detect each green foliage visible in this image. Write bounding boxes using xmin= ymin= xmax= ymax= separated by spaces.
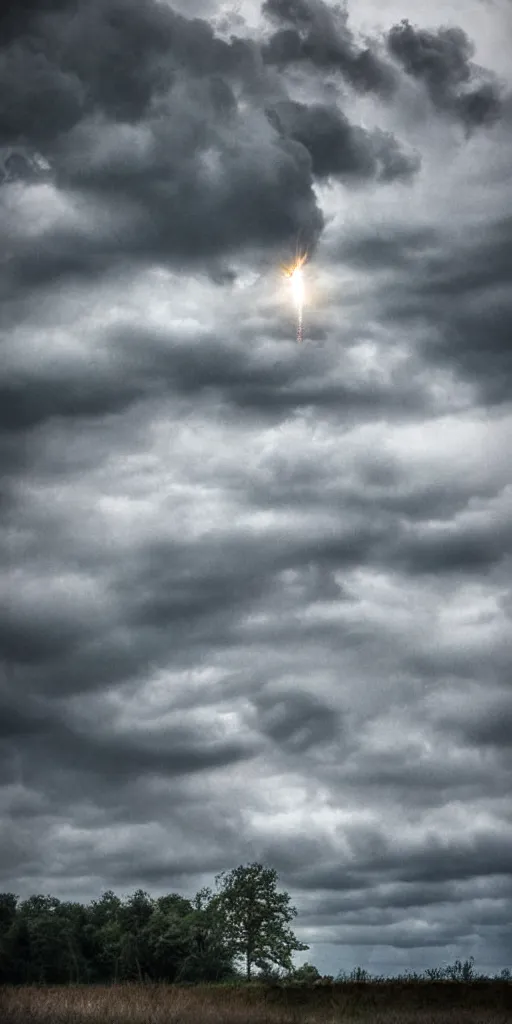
xmin=1 ymin=873 xmax=509 ymax=990
xmin=212 ymin=862 xmax=309 ymax=980
xmin=0 ymin=892 xmax=18 ymax=930
xmin=175 ymin=887 xmax=239 ymax=983
xmin=291 ymin=961 xmax=322 ymax=982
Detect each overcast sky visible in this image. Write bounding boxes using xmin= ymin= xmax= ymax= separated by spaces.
xmin=1 ymin=0 xmax=511 ymax=979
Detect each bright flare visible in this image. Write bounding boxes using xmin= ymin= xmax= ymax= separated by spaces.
xmin=283 ymin=252 xmax=307 ymax=343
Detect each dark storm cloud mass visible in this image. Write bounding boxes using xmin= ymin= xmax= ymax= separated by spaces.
xmin=0 ymin=0 xmax=324 ymax=284
xmin=2 ymin=117 xmax=323 ymax=288
xmin=262 ymin=0 xmax=398 ymax=97
xmin=0 ymin=369 xmax=139 ymax=433
xmin=1 ymin=0 xmax=511 ymax=981
xmin=0 ymin=0 xmax=248 ymax=142
xmin=267 ymin=100 xmax=420 ymax=181
xmin=0 ymin=0 xmax=75 ymax=44
xmin=2 ymin=0 xmax=492 ymax=297
xmin=252 ymin=687 xmax=343 ymax=752
xmin=386 ymin=19 xmax=504 ymax=131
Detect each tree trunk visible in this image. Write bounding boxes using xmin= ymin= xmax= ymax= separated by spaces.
xmin=136 ymin=953 xmax=143 ymax=984
xmin=246 ymin=950 xmax=251 ymax=981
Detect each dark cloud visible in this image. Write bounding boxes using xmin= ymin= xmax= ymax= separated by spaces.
xmin=294 ymin=828 xmax=512 ymax=892
xmin=0 ymin=317 xmax=430 ymax=439
xmin=0 ymin=0 xmax=429 ymax=300
xmin=252 ymin=687 xmax=343 ymax=752
xmin=0 ymin=0 xmax=75 ymax=44
xmin=386 ymin=19 xmax=504 ymax=131
xmin=395 ymin=518 xmax=512 ymax=577
xmin=0 ymin=0 xmax=323 ymax=287
xmin=267 ymin=100 xmax=420 ymax=182
xmin=0 ymin=369 xmax=140 ymax=433
xmin=0 ymin=0 xmax=249 ymax=142
xmin=2 ymin=117 xmax=323 ymax=288
xmin=464 ymin=707 xmax=512 ymax=751
xmin=438 ymin=692 xmax=512 ymax=753
xmin=0 ymin=45 xmax=86 ymax=146
xmin=0 ymin=685 xmax=257 ymax=791
xmin=262 ymin=0 xmax=398 ymax=97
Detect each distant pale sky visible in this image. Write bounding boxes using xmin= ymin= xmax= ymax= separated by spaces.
xmin=1 ymin=0 xmax=511 ymax=978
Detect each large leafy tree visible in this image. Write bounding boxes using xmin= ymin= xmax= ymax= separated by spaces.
xmin=212 ymin=863 xmax=308 ymax=980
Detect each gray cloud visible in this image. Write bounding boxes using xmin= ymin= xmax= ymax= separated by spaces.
xmin=2 ymin=109 xmax=323 ymax=288
xmin=438 ymin=690 xmax=512 ymax=754
xmin=0 ymin=0 xmax=432 ymax=302
xmin=0 ymin=0 xmax=75 ymax=44
xmin=386 ymin=19 xmax=504 ymax=131
xmin=0 ymin=0 xmax=245 ymax=143
xmin=262 ymin=0 xmax=398 ymax=97
xmin=267 ymin=100 xmax=420 ymax=181
xmin=0 ymin=45 xmax=86 ymax=146
xmin=337 ymin=213 xmax=512 ymax=405
xmin=0 ymin=684 xmax=257 ymax=790
xmin=294 ymin=828 xmax=512 ymax=891
xmin=251 ymin=687 xmax=343 ymax=752
xmin=0 ymin=0 xmax=324 ymax=289
xmin=0 ymin=326 xmax=424 ymax=442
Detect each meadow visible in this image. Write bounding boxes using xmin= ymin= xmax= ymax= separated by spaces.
xmin=1 ymin=979 xmax=511 ymax=1024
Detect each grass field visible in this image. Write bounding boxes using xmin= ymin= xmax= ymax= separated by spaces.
xmin=1 ymin=981 xmax=511 ymax=1024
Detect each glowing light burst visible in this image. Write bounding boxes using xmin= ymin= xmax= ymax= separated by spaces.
xmin=283 ymin=251 xmax=308 ymax=343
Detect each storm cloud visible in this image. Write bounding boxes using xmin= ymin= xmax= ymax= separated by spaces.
xmin=266 ymin=99 xmax=420 ymax=181
xmin=386 ymin=18 xmax=504 ymax=132
xmin=262 ymin=0 xmax=399 ymax=97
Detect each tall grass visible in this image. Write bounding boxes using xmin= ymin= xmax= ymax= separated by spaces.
xmin=1 ymin=980 xmax=511 ymax=1024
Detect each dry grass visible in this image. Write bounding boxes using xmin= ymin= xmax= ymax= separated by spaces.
xmin=0 ymin=982 xmax=510 ymax=1024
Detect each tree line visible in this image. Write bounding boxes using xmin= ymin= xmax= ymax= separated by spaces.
xmin=1 ymin=861 xmax=510 ymax=987
xmin=0 ymin=863 xmax=307 ymax=985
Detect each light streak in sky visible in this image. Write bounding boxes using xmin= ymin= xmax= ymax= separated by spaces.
xmin=283 ymin=251 xmax=308 ymax=343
